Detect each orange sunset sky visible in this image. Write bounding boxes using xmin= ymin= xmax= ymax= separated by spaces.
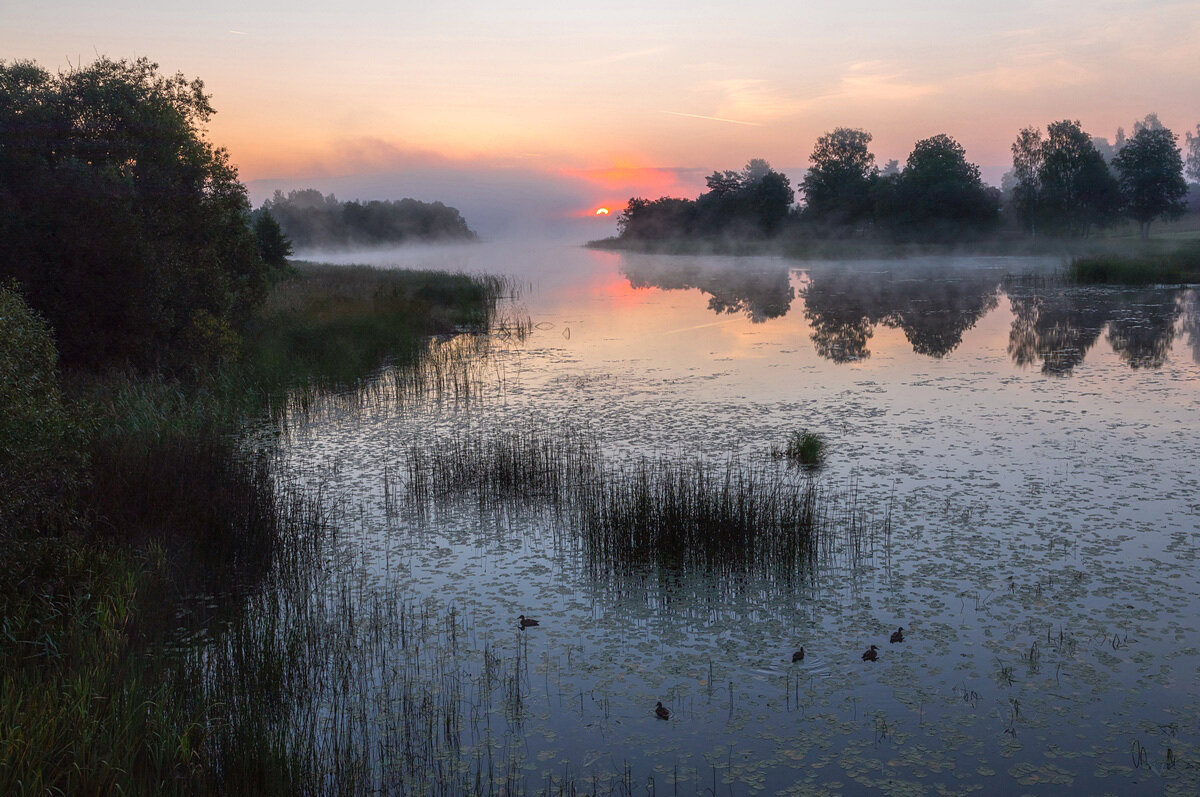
xmin=5 ymin=0 xmax=1198 ymax=236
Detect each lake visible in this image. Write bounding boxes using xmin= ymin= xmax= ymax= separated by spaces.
xmin=262 ymin=242 xmax=1200 ymax=794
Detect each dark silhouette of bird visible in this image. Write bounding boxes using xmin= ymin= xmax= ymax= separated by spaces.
xmin=518 ymin=615 xmax=539 ymax=629
xmin=792 ymin=647 xmax=805 ymax=662
xmin=890 ymin=627 xmax=904 ymax=644
xmin=655 ymin=701 xmax=670 ymax=720
xmin=862 ymin=644 xmax=879 ymax=661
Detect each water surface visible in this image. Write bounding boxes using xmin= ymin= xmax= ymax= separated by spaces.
xmin=274 ymin=243 xmax=1200 ymax=794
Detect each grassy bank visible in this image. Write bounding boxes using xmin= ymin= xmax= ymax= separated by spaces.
xmin=1067 ymin=244 xmax=1200 ymax=285
xmin=0 ymin=264 xmax=507 ymax=792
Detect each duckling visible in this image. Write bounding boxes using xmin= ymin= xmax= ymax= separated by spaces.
xmin=890 ymin=627 xmax=904 ymax=644
xmin=518 ymin=615 xmax=539 ymax=629
xmin=862 ymin=644 xmax=879 ymax=662
xmin=792 ymin=647 xmax=805 ymax=663
xmin=655 ymin=701 xmax=670 ymax=720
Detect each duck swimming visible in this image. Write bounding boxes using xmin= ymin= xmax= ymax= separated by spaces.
xmin=655 ymin=701 xmax=670 ymax=720
xmin=792 ymin=647 xmax=805 ymax=662
xmin=890 ymin=627 xmax=904 ymax=644
xmin=862 ymin=644 xmax=879 ymax=662
xmin=518 ymin=615 xmax=539 ymax=629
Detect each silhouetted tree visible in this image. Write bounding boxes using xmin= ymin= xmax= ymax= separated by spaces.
xmin=1010 ymin=127 xmax=1044 ymax=235
xmin=252 ymin=209 xmax=294 ymax=276
xmin=622 ymin=159 xmax=791 ymax=240
xmin=617 ymin=196 xmax=697 ymax=240
xmin=1112 ymin=125 xmax=1188 ymax=239
xmin=1038 ymin=120 xmax=1121 ymax=236
xmin=883 ymin=134 xmax=999 ymax=241
xmin=800 ymin=128 xmax=877 ymax=231
xmin=0 ymin=57 xmax=268 ymax=371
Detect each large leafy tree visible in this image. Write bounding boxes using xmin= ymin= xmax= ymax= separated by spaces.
xmin=1037 ymin=120 xmax=1121 ymax=236
xmin=1112 ymin=125 xmax=1188 ymax=239
xmin=0 ymin=57 xmax=268 ymax=371
xmin=884 ymin=134 xmax=999 ymax=241
xmin=800 ymin=128 xmax=877 ymax=230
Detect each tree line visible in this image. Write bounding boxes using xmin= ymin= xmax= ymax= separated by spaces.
xmin=618 ymin=118 xmax=1196 ymax=244
xmin=260 ymin=189 xmax=477 ymax=249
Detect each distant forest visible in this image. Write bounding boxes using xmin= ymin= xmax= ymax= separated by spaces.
xmin=616 ymin=115 xmax=1200 ymax=245
xmin=260 ymin=189 xmax=478 ymax=249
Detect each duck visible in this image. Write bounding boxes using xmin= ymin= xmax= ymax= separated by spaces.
xmin=518 ymin=614 xmax=539 ymax=629
xmin=890 ymin=627 xmax=904 ymax=644
xmin=862 ymin=644 xmax=879 ymax=662
xmin=791 ymin=647 xmax=805 ymax=662
xmin=655 ymin=701 xmax=670 ymax=720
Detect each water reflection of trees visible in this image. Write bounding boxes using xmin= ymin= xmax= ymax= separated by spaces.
xmin=1178 ymin=289 xmax=1200 ymax=365
xmin=1004 ymin=278 xmax=1184 ymax=375
xmin=620 ymin=258 xmax=794 ymax=323
xmin=801 ymin=266 xmax=1003 ymax=362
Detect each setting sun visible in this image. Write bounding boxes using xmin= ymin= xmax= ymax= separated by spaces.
xmin=595 ymin=207 xmax=610 ymax=215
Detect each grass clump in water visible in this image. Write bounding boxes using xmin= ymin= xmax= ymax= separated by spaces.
xmin=400 ymin=430 xmax=875 ymax=581
xmin=772 ymin=430 xmax=826 ymax=467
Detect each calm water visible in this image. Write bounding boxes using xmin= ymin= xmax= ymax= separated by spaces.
xmin=274 ymin=243 xmax=1200 ymax=794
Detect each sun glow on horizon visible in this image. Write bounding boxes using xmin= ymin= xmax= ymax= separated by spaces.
xmin=595 ymin=207 xmax=610 ymax=215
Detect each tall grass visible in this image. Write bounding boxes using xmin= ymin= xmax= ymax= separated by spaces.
xmin=399 ymin=430 xmax=878 ymax=582
xmin=1 ymin=264 xmax=513 ymax=792
xmin=1068 ymin=244 xmax=1200 ymax=285
xmin=248 ymin=263 xmax=515 ymax=414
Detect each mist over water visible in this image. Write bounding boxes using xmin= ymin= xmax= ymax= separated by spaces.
xmin=267 ymin=243 xmax=1200 ymax=792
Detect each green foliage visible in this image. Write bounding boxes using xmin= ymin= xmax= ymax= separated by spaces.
xmin=0 ymin=535 xmax=211 ymax=794
xmin=1068 ymin=245 xmax=1200 ymax=285
xmin=1112 ymin=126 xmax=1189 ymax=239
xmin=0 ymin=285 xmax=84 ymax=533
xmin=247 ymin=263 xmax=506 ymax=403
xmin=618 ymin=160 xmax=793 ymax=241
xmin=1185 ymin=123 xmax=1200 ymax=183
xmin=0 ymin=57 xmax=268 ymax=372
xmin=262 ymin=189 xmax=477 ymax=248
xmin=252 ymin=208 xmax=295 ymax=277
xmin=778 ymin=430 xmax=826 ymax=467
xmin=882 ymin=134 xmax=1001 ymax=241
xmin=1036 ymin=120 xmax=1122 ymax=236
xmin=800 ymin=128 xmax=878 ymax=230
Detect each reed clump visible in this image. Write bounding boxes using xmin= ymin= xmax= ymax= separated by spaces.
xmin=402 ymin=431 xmax=850 ymax=579
xmin=773 ymin=430 xmax=826 ymax=467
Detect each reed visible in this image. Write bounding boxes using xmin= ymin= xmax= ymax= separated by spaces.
xmin=398 ymin=430 xmax=873 ymax=581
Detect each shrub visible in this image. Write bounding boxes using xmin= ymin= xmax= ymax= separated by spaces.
xmin=0 ymin=284 xmax=84 ymax=532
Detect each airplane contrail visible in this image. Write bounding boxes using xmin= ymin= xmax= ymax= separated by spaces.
xmin=662 ymin=111 xmax=761 ymax=127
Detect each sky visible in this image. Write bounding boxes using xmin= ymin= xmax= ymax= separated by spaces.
xmin=5 ymin=0 xmax=1199 ymax=237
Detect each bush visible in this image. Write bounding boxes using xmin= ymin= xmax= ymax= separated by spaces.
xmin=0 ymin=57 xmax=269 ymax=372
xmin=0 ymin=284 xmax=84 ymax=532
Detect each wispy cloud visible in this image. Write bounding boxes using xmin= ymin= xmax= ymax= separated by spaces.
xmin=661 ymin=110 xmax=761 ymax=127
